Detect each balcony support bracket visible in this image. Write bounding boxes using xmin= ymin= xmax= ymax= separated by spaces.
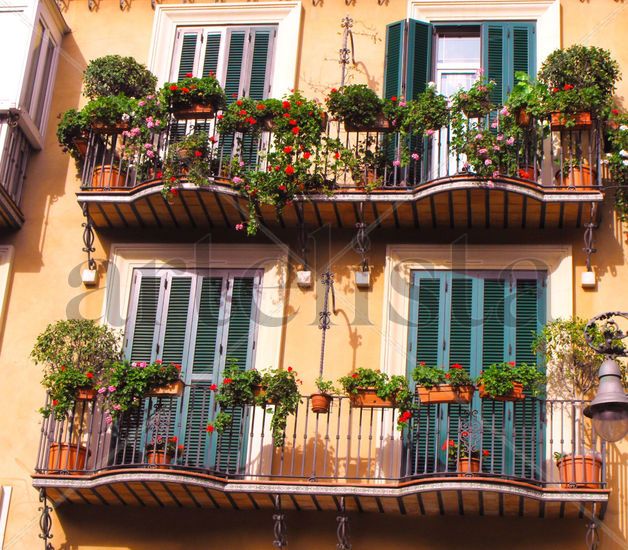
xmin=38 ymin=488 xmax=54 ymax=550
xmin=586 ymin=504 xmax=600 ymax=550
xmin=272 ymin=495 xmax=288 ymax=548
xmin=336 ymin=497 xmax=352 ymax=550
xmin=81 ymin=203 xmax=97 ymax=273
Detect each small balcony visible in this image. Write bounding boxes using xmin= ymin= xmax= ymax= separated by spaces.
xmin=76 ymin=116 xmax=605 ymax=232
xmin=0 ymin=121 xmax=30 ymax=230
xmin=33 ymin=391 xmax=609 ymax=519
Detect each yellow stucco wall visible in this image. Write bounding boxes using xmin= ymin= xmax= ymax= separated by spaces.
xmin=0 ymin=1 xmax=626 ymax=548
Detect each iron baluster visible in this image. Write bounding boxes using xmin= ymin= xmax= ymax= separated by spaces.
xmin=318 ymin=271 xmax=337 ymax=378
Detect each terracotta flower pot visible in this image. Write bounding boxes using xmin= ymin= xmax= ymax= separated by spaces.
xmin=311 ymin=393 xmax=332 ymax=414
xmin=344 ymin=112 xmax=392 ymax=133
xmin=556 ymin=455 xmax=602 ymax=489
xmin=550 ymin=111 xmax=592 ymax=130
xmin=417 ymin=384 xmax=475 ymax=404
xmin=349 ymin=388 xmax=394 ymax=408
xmin=555 ymin=165 xmax=595 ymax=187
xmin=253 ymin=384 xmax=273 ymax=404
xmin=478 ymin=382 xmax=525 ymax=401
xmin=90 ymin=120 xmax=130 ymax=134
xmin=458 ymin=457 xmax=481 ymax=476
xmin=146 ymin=450 xmax=173 ymax=465
xmin=48 ymin=443 xmax=88 ymax=473
xmin=515 ymin=109 xmax=532 ymax=127
xmin=75 ymin=387 xmax=96 ymax=401
xmin=72 ymin=136 xmax=89 ymax=156
xmin=146 ymin=380 xmax=185 ymax=397
xmin=91 ymin=165 xmax=125 ymax=188
xmin=173 ymin=102 xmax=215 ymax=120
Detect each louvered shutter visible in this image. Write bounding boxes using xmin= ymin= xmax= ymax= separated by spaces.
xmin=384 ymin=21 xmax=404 ymax=100
xmin=216 ymin=276 xmax=256 ymax=472
xmin=406 ymin=20 xmax=432 ymax=100
xmin=512 ymin=24 xmax=536 ymax=81
xmin=483 ymin=23 xmax=506 ymax=106
xmin=177 ymin=32 xmax=200 ymax=81
xmin=183 ymin=276 xmax=224 ymax=468
xmin=406 ymin=273 xmax=443 ymax=475
xmin=202 ymin=33 xmax=222 ymax=77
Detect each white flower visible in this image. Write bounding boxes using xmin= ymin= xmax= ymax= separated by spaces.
xmin=620 ymin=150 xmax=628 ymax=158
xmin=620 ymin=125 xmax=628 ymax=131
xmin=623 ymin=160 xmax=628 ymax=166
xmin=427 ymin=81 xmax=436 ymax=88
xmin=121 ymin=113 xmax=131 ymax=122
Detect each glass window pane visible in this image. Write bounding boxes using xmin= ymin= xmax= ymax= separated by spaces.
xmin=439 ymin=73 xmax=477 ymax=97
xmin=436 ymin=35 xmax=481 ymax=65
xmin=22 ymin=21 xmax=45 ymax=111
xmin=33 ymin=39 xmax=55 ymax=127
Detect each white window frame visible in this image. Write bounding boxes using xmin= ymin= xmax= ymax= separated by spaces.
xmin=408 ymin=0 xmax=559 ymax=69
xmin=149 ymin=1 xmax=301 ymax=97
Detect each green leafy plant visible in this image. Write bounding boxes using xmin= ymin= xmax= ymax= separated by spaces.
xmin=381 ymin=96 xmax=407 ymax=129
xmin=401 ymin=84 xmax=449 ymax=137
xmin=338 ymin=368 xmax=414 ymax=428
xmin=162 ymin=74 xmax=226 ymax=111
xmin=476 ymin=361 xmax=545 ymax=398
xmin=412 ymin=362 xmax=473 ymax=389
xmin=162 ymin=131 xmax=212 ymax=196
xmin=451 ymin=78 xmax=495 ymax=118
xmin=605 ymin=110 xmax=628 ymax=218
xmin=56 ymin=108 xmax=89 ymax=160
xmin=82 ymin=94 xmax=137 ymax=128
xmin=146 ymin=435 xmax=183 ymax=456
xmin=442 ymin=438 xmax=490 ymax=461
xmin=505 ymin=71 xmax=550 ymax=120
xmin=326 ymin=85 xmax=383 ymax=128
xmin=314 ymin=377 xmax=337 ymax=395
xmin=101 ymin=359 xmax=182 ymax=421
xmin=31 ymin=320 xmax=122 ymax=420
xmin=260 ymin=367 xmax=301 ymax=446
xmin=215 ymin=363 xmax=262 ymax=409
xmin=83 ymin=55 xmax=157 ymax=99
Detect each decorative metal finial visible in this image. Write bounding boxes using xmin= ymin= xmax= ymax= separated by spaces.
xmin=584 ymin=312 xmax=628 ymax=357
xmin=339 ymin=15 xmax=356 ymax=87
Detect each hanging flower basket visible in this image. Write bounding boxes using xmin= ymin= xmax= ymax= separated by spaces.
xmin=550 ymin=111 xmax=592 ymax=130
xmin=48 ymin=443 xmax=88 ymax=473
xmin=173 ymin=102 xmax=216 ymax=120
xmin=75 ymin=387 xmax=97 ymax=401
xmin=310 ymin=393 xmax=332 ymax=414
xmin=478 ymin=381 xmax=525 ymax=401
xmin=146 ymin=379 xmax=185 ymax=397
xmin=417 ymin=384 xmax=475 ymax=404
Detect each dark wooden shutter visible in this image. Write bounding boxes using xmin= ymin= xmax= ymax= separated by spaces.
xmin=202 ymin=33 xmax=222 ymax=77
xmin=483 ymin=23 xmax=506 ymax=106
xmin=177 ymin=32 xmax=199 ymax=81
xmin=406 ymin=19 xmax=432 ymax=100
xmin=384 ymin=21 xmax=404 ymax=100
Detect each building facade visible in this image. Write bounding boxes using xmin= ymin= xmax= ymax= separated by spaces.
xmin=0 ymin=0 xmax=626 ymax=549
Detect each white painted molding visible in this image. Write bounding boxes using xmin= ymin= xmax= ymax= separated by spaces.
xmin=408 ymin=0 xmax=560 ymax=72
xmin=0 ymin=246 xmax=14 ymax=335
xmin=148 ymin=2 xmax=302 ymax=96
xmin=0 ymin=486 xmax=12 ymax=549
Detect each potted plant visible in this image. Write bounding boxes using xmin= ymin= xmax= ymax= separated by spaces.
xmin=505 ymin=72 xmax=550 ymax=127
xmin=606 ymin=110 xmax=628 ymax=219
xmin=82 ymin=54 xmax=157 ymax=99
xmin=56 ymin=108 xmax=90 ymax=160
xmin=82 ymin=94 xmax=137 ymax=133
xmin=442 ymin=438 xmax=491 ymax=475
xmin=162 ymin=131 xmax=212 ymax=199
xmin=554 ymin=158 xmax=595 ymax=187
xmin=450 ymin=79 xmax=495 ymax=118
xmin=412 ymin=362 xmax=475 ymax=404
xmin=311 ymin=377 xmax=336 ymax=414
xmin=326 ymin=85 xmax=388 ymax=132
xmin=538 ymin=45 xmax=620 ymax=129
xmin=145 ymin=435 xmax=183 ymax=465
xmin=162 ymin=73 xmax=226 ymax=119
xmin=100 ymin=359 xmax=183 ymax=423
xmin=338 ymin=368 xmax=414 ymax=427
xmin=476 ymin=361 xmax=545 ymax=401
xmin=533 ymin=317 xmax=614 ymax=488
xmin=218 ymin=97 xmax=269 ymax=134
xmin=32 ymin=320 xmax=121 ymax=471
xmin=400 ymin=84 xmax=449 ymax=138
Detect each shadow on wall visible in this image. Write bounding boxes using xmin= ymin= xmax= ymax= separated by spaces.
xmin=606 ymin=443 xmax=628 ymax=550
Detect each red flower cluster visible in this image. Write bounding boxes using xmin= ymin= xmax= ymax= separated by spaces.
xmin=206 ymin=424 xmax=215 ymax=433
xmin=283 ymin=146 xmax=293 ymax=154
xmin=482 ymin=449 xmax=490 ymax=456
xmin=518 ymin=168 xmax=533 ymax=180
xmin=450 ymin=363 xmax=462 ymax=370
xmin=398 ymin=410 xmax=412 ymax=425
xmin=185 ymin=72 xmax=193 ymax=78
xmin=563 ymin=84 xmax=574 ymax=91
xmin=284 ymin=166 xmax=295 ymax=176
xmin=303 ymin=151 xmax=311 ymax=159
xmin=210 ymin=384 xmax=218 ymax=391
xmin=169 ymin=84 xmax=178 ymax=91
xmin=223 ymin=377 xmax=233 ymax=385
xmin=282 ymin=100 xmax=291 ymax=109
xmin=194 ymin=150 xmax=203 ymax=158
xmin=86 ymin=372 xmax=94 ymax=379
xmin=441 ymin=439 xmax=455 ymax=451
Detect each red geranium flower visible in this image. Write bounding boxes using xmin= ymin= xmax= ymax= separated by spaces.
xmin=169 ymin=84 xmax=178 ymax=91
xmin=256 ymin=103 xmax=266 ymax=110
xmin=612 ymin=109 xmax=619 ymax=116
xmin=210 ymin=384 xmax=218 ymax=391
xmin=287 ymin=366 xmax=293 ymax=372
xmin=169 ymin=176 xmax=177 ymax=183
xmin=206 ymin=424 xmax=215 ymax=433
xmin=171 ymin=188 xmax=179 ymax=196
xmin=194 ymin=150 xmax=202 ymax=157
xmin=518 ymin=168 xmax=532 ymax=180
xmin=282 ymin=100 xmax=291 ymax=109
xmin=156 ymin=171 xmax=163 ymax=179
xmin=86 ymin=372 xmax=94 ymax=379
xmin=239 ymin=109 xmax=247 ymax=116
xmin=291 ymin=127 xmax=299 ymax=135
xmin=284 ymin=166 xmax=295 ymax=176
xmin=351 ymin=373 xmax=358 ymax=379
xmin=482 ymin=449 xmax=490 ymax=456
xmin=330 ymin=88 xmax=338 ymax=93
xmin=217 ymin=114 xmax=224 ymax=120
xmin=419 ymin=361 xmax=426 ymax=366
xmin=563 ymin=84 xmax=574 ymax=91
xmin=391 ymin=96 xmax=397 ymax=102
xmin=278 ymin=184 xmax=287 ymax=191
xmin=303 ymin=151 xmax=311 ymax=159
xmin=283 ymin=146 xmax=293 ymax=154
xmin=223 ymin=378 xmax=233 ymax=385
xmin=552 ymin=87 xmax=560 ymax=93
xmin=334 ymin=151 xmax=340 ymax=159
xmin=185 ymin=72 xmax=193 ymax=78
xmin=181 ymin=87 xmax=190 ymax=94
xmin=289 ymin=119 xmax=297 ymax=126
xmin=508 ymin=361 xmax=516 ymax=366
xmin=451 ymin=363 xmax=462 ymax=369
xmin=52 ymin=399 xmax=59 ymax=406
xmin=236 ymin=100 xmax=243 ymax=106
xmin=445 ymin=373 xmax=451 ymax=379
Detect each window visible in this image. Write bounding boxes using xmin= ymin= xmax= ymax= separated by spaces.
xmin=170 ymin=26 xmax=276 ymax=101
xmin=405 ymin=270 xmax=546 ymax=478
xmin=119 ymin=268 xmax=262 ymax=471
xmin=384 ymin=19 xmax=536 ymax=103
xmin=21 ymin=18 xmax=58 ymax=130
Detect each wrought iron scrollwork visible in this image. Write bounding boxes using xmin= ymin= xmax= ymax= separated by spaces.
xmin=81 ymin=203 xmax=96 ymax=272
xmin=583 ymin=204 xmax=598 ymax=272
xmin=38 ymin=489 xmax=54 ymax=550
xmin=272 ymin=495 xmax=288 ymax=548
xmin=339 ymin=16 xmax=355 ymax=86
xmin=336 ymin=497 xmax=352 ymax=549
xmin=353 ymin=221 xmax=370 ymax=272
xmin=88 ymin=0 xmax=99 ymax=11
xmin=318 ymin=271 xmax=337 ymax=378
xmin=585 ymin=312 xmax=628 ymax=357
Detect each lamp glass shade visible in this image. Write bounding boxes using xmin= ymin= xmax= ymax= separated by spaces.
xmin=590 ymin=404 xmax=628 ymax=442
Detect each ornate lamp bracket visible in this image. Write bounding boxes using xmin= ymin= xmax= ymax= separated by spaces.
xmin=38 ymin=489 xmax=54 ymax=550
xmin=585 ymin=311 xmax=628 ymax=358
xmin=272 ymin=495 xmax=288 ymax=548
xmin=336 ymin=496 xmax=352 ymax=550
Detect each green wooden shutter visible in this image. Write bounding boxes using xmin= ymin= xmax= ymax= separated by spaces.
xmin=406 ymin=20 xmax=432 ymax=100
xmin=219 ymin=31 xmax=246 ymax=162
xmin=217 ymin=276 xmax=256 ymax=472
xmin=202 ymin=33 xmax=222 ymax=77
xmin=384 ymin=21 xmax=404 ymax=100
xmin=177 ymin=32 xmax=199 ymax=81
xmin=483 ymin=23 xmax=506 ymax=106
xmin=512 ymin=24 xmax=536 ymax=80
xmin=182 ymin=277 xmax=224 ymax=468
xmin=129 ymin=275 xmax=161 ymax=362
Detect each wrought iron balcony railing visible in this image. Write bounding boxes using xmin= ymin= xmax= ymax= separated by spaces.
xmin=79 ymin=114 xmax=606 ymax=192
xmin=36 ymin=389 xmax=606 ymax=490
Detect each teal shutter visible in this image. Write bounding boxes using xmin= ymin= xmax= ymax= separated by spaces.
xmin=483 ymin=22 xmax=536 ymax=105
xmin=219 ymin=31 xmax=246 ymax=161
xmin=129 ymin=275 xmax=161 ymax=362
xmin=405 ymin=19 xmax=432 ymax=100
xmin=202 ymin=33 xmax=222 ymax=77
xmin=384 ymin=21 xmax=404 ymax=100
xmin=216 ymin=276 xmax=256 ymax=472
xmin=177 ymin=32 xmax=199 ymax=81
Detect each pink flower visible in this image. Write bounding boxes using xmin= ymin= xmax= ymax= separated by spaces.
xmin=486 ymin=181 xmax=495 ymax=188
xmin=506 ymin=137 xmax=515 ymax=145
xmin=113 ymin=404 xmax=122 ymax=411
xmin=426 ymin=129 xmax=436 ymax=136
xmin=493 ymin=145 xmax=501 ymax=151
xmin=98 ymin=387 xmax=107 ymax=394
xmin=475 ymin=133 xmax=483 ymax=140
xmin=463 ymin=162 xmax=471 ymax=170
xmin=138 ymin=100 xmax=146 ymax=107
xmin=478 ymin=148 xmax=488 ymax=155
xmin=491 ymin=121 xmax=499 ymax=129
xmin=232 ymin=176 xmax=243 ymax=184
xmin=399 ymin=101 xmax=407 ymax=107
xmin=484 ymin=159 xmax=493 ymax=166
xmin=500 ymin=107 xmax=510 ymax=117
xmin=108 ymin=385 xmax=117 ymax=393
xmin=146 ymin=150 xmax=155 ymax=158
xmin=105 ymin=414 xmax=113 ymax=425
xmin=393 ymin=160 xmax=401 ymax=167
xmin=235 ymin=223 xmax=244 ymax=231
xmin=496 ymin=134 xmax=504 ymax=141
xmin=411 ymin=153 xmax=420 ymax=161
xmin=492 ymin=170 xmax=500 ymax=178
xmin=144 ymin=143 xmax=152 ymax=149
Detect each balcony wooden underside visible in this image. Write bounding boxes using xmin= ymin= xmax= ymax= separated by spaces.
xmin=0 ymin=185 xmax=24 ymax=230
xmin=77 ymin=175 xmax=604 ymax=232
xmin=32 ymin=471 xmax=608 ymax=520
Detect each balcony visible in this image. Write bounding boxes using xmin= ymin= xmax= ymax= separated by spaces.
xmin=33 ymin=391 xmax=609 ymax=520
xmin=76 ymin=116 xmax=605 ymax=232
xmin=0 ymin=121 xmax=30 ymax=230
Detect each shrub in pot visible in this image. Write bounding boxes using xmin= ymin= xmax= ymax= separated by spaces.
xmin=400 ymin=83 xmax=449 ymax=138
xmin=145 ymin=435 xmax=184 ymax=465
xmin=56 ymin=108 xmax=89 ymax=160
xmin=505 ymin=71 xmax=550 ymax=126
xmin=450 ymin=79 xmax=495 ymax=118
xmin=31 ymin=319 xmax=122 ymax=420
xmin=326 ymin=85 xmax=386 ymax=131
xmin=162 ymin=131 xmax=212 ymax=199
xmin=412 ymin=362 xmax=475 ymax=404
xmin=83 ymin=55 xmax=157 ymax=99
xmin=443 ymin=438 xmax=491 ymax=475
xmin=82 ymin=94 xmax=137 ymax=132
xmin=162 ymin=74 xmax=226 ymax=117
xmin=553 ymin=451 xmax=603 ymax=489
xmin=311 ymin=377 xmax=337 ymax=414
xmin=476 ymin=361 xmax=545 ymax=401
